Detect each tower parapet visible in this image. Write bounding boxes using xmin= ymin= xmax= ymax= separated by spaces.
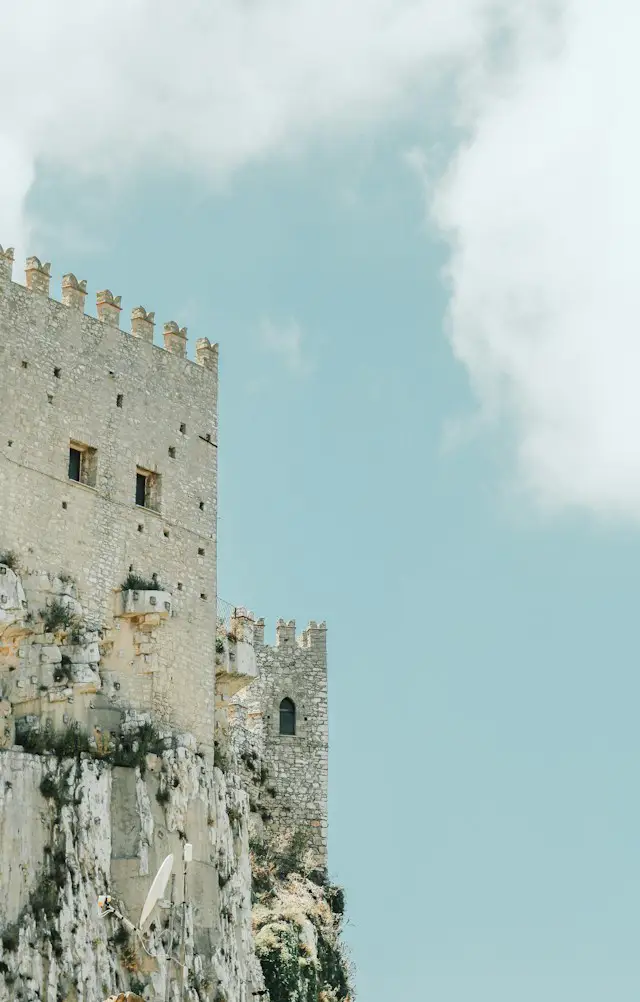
xmin=25 ymin=257 xmax=51 ymax=296
xmin=163 ymin=321 xmax=188 ymax=358
xmin=61 ymin=274 xmax=87 ymax=311
xmin=96 ymin=289 xmax=122 ymax=328
xmin=0 ymin=245 xmax=14 ymax=280
xmin=131 ymin=306 xmax=155 ymax=342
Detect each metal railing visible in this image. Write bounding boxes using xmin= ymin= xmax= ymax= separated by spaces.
xmin=216 ymin=597 xmax=236 ymax=633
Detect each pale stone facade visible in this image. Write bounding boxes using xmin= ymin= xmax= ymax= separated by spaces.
xmin=0 ymin=240 xmax=329 ymax=867
xmin=0 ymin=246 xmax=218 ymax=745
xmin=230 ymin=617 xmax=329 ymax=867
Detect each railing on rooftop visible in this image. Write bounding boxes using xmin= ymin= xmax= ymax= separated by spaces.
xmin=216 ymin=597 xmax=237 ymax=633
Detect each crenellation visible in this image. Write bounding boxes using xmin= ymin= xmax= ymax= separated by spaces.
xmin=254 ymin=617 xmax=265 ymax=645
xmin=163 ymin=320 xmax=188 ymax=357
xmin=196 ymin=336 xmax=219 ymax=371
xmin=0 ymin=244 xmax=14 ymax=280
xmin=275 ymin=618 xmax=296 ymax=647
xmin=96 ymin=289 xmax=122 ymax=328
xmin=61 ymin=272 xmax=88 ymax=311
xmin=130 ymin=305 xmax=155 ymax=342
xmin=25 ymin=256 xmax=51 ymax=296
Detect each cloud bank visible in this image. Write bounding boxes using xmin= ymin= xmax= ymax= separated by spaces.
xmin=3 ymin=0 xmax=637 ymax=520
xmin=431 ymin=0 xmax=640 ymax=519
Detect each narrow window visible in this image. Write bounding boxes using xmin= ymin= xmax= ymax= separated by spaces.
xmin=168 ymin=446 xmax=176 ymax=459
xmin=69 ymin=447 xmax=81 ymax=482
xmin=198 ymin=547 xmax=205 ymax=556
xmin=116 ymin=394 xmax=123 ymax=408
xmin=61 ymin=501 xmax=68 ymax=510
xmin=136 ymin=472 xmax=147 ymax=507
xmin=179 ymin=423 xmax=186 ymax=434
xmin=177 ymin=582 xmax=183 ymax=591
xmin=47 ymin=393 xmax=53 ymax=404
xmin=279 ymin=698 xmax=296 ymax=736
xmin=163 ymin=529 xmax=170 ymax=539
xmin=54 ymin=367 xmax=61 ymax=378
xmin=21 ymin=360 xmax=28 ymax=369
xmin=199 ymin=501 xmax=205 ymax=511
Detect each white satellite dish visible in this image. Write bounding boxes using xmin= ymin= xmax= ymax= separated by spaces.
xmin=139 ymin=853 xmax=174 ymax=930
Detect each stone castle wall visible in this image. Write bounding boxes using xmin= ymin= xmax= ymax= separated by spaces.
xmin=232 ymin=617 xmax=328 ymax=866
xmin=0 ymin=247 xmax=218 ymax=745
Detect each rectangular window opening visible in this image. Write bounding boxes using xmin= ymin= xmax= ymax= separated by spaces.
xmin=198 ymin=547 xmax=205 ymax=556
xmin=116 ymin=394 xmax=123 ymax=408
xmin=136 ymin=468 xmax=161 ymax=512
xmin=69 ymin=442 xmax=97 ymax=487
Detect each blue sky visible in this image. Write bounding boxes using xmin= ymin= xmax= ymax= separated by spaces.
xmin=4 ymin=2 xmax=640 ymax=999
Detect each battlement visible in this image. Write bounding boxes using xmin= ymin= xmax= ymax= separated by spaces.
xmin=0 ymin=245 xmax=219 ymax=370
xmin=252 ymin=616 xmax=327 ymax=652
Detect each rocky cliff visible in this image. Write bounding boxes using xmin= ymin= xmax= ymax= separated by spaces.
xmin=0 ymin=561 xmax=352 ymax=1002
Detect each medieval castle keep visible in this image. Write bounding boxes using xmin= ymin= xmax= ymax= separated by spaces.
xmin=0 ymin=244 xmax=328 ymax=866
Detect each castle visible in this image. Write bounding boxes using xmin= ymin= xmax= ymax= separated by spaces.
xmin=0 ymin=244 xmax=328 ymax=867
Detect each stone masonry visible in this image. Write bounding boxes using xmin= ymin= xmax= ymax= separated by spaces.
xmin=231 ymin=617 xmax=328 ymax=866
xmin=0 ymin=246 xmax=218 ymax=746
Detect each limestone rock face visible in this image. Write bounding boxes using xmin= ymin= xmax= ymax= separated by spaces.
xmin=0 ymin=742 xmax=265 ymax=1002
xmin=0 ymin=563 xmax=27 ymax=634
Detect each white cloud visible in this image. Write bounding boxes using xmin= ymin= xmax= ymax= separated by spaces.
xmin=0 ymin=0 xmax=495 ymax=253
xmin=260 ymin=319 xmax=311 ymax=377
xmin=3 ymin=0 xmax=637 ymax=520
xmin=428 ymin=0 xmax=640 ymax=520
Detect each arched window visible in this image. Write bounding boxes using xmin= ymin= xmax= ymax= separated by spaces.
xmin=279 ymin=698 xmax=296 ymax=735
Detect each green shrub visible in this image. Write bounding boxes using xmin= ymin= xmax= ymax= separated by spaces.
xmin=0 ymin=550 xmax=18 ymax=570
xmin=215 ymin=637 xmax=225 ymax=655
xmin=325 ymin=885 xmax=345 ymax=916
xmin=41 ymin=599 xmax=76 ymax=634
xmin=155 ymin=787 xmax=171 ymax=806
xmin=1 ymin=924 xmax=19 ymax=952
xmin=122 ymin=572 xmax=161 ymax=592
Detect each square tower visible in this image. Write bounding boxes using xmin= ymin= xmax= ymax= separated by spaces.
xmin=0 ymin=248 xmax=219 ymax=746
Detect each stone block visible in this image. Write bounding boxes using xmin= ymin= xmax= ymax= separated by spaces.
xmin=40 ymin=645 xmax=62 ymax=664
xmin=65 ymin=642 xmax=100 ymax=664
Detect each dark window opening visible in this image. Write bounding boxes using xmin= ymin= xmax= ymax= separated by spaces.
xmin=136 ymin=473 xmax=147 ymax=507
xmin=137 ymin=523 xmax=144 ymax=533
xmin=200 ymin=592 xmax=207 ymax=600
xmin=177 ymin=582 xmax=183 ymax=591
xmin=168 ymin=446 xmax=176 ymax=459
xmin=199 ymin=501 xmax=205 ymax=511
xmin=163 ymin=529 xmax=170 ymax=538
xmin=21 ymin=360 xmax=28 ymax=369
xmin=198 ymin=547 xmax=205 ymax=556
xmin=279 ymin=698 xmax=296 ymax=736
xmin=62 ymin=501 xmax=68 ymax=510
xmin=7 ymin=440 xmax=12 ymax=447
xmin=69 ymin=447 xmax=81 ymax=482
xmin=180 ymin=423 xmax=186 ymax=434
xmin=47 ymin=393 xmax=53 ymax=404
xmin=116 ymin=394 xmax=123 ymax=408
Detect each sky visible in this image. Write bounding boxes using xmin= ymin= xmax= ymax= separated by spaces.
xmin=2 ymin=1 xmax=640 ymax=999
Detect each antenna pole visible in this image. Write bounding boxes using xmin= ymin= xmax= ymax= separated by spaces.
xmin=179 ymin=845 xmax=191 ymax=1002
xmin=165 ymin=872 xmax=176 ymax=1002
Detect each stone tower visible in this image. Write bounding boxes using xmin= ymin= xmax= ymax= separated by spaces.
xmin=233 ymin=616 xmax=329 ymax=867
xmin=0 ymin=246 xmax=219 ymax=747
